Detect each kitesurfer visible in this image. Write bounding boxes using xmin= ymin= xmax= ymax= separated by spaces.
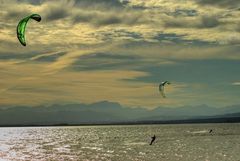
xmin=150 ymin=135 xmax=156 ymax=145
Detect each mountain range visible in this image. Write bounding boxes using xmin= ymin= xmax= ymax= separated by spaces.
xmin=0 ymin=101 xmax=240 ymax=126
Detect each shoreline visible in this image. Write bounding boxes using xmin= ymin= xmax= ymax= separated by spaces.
xmin=0 ymin=117 xmax=240 ymax=127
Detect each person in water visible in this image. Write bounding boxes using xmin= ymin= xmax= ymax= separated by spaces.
xmin=209 ymin=129 xmax=213 ymax=133
xmin=150 ymin=135 xmax=156 ymax=145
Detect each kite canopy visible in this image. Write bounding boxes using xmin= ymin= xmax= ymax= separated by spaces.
xmin=159 ymin=81 xmax=171 ymax=98
xmin=17 ymin=14 xmax=41 ymax=46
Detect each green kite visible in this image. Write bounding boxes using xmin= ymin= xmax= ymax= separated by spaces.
xmin=17 ymin=14 xmax=41 ymax=46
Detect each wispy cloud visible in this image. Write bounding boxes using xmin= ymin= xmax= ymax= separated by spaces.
xmin=196 ymin=0 xmax=240 ymax=8
xmin=232 ymin=82 xmax=240 ymax=86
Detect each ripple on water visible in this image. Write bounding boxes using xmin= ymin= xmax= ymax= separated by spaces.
xmin=0 ymin=124 xmax=239 ymax=161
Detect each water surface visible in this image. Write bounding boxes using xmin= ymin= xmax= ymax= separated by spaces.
xmin=0 ymin=123 xmax=239 ymax=161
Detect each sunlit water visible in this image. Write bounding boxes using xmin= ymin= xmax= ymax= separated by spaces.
xmin=0 ymin=123 xmax=240 ymax=161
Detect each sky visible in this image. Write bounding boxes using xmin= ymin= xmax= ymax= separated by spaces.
xmin=0 ymin=0 xmax=240 ymax=109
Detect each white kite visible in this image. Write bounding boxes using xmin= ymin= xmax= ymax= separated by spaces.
xmin=159 ymin=81 xmax=171 ymax=98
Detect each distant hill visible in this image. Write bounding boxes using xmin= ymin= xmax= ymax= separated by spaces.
xmin=0 ymin=101 xmax=240 ymax=126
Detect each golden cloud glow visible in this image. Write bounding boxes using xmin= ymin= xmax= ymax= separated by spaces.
xmin=1 ymin=0 xmax=240 ymax=108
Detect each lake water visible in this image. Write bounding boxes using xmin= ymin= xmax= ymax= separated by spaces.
xmin=0 ymin=123 xmax=239 ymax=161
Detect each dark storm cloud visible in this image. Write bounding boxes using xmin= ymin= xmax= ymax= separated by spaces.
xmin=196 ymin=0 xmax=240 ymax=8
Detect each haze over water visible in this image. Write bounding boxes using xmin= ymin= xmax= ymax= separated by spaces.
xmin=0 ymin=123 xmax=239 ymax=161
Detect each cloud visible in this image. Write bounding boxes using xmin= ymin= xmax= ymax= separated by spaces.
xmin=232 ymin=82 xmax=240 ymax=86
xmin=30 ymin=51 xmax=67 ymax=62
xmin=1 ymin=0 xmax=239 ymax=47
xmin=1 ymin=0 xmax=240 ymax=108
xmin=73 ymin=0 xmax=127 ymax=9
xmin=163 ymin=15 xmax=220 ymax=29
xmin=196 ymin=0 xmax=240 ymax=8
xmin=168 ymin=9 xmax=198 ymax=17
xmin=220 ymin=34 xmax=240 ymax=45
xmin=94 ymin=29 xmax=143 ymax=42
xmin=16 ymin=0 xmax=45 ymax=5
xmin=44 ymin=6 xmax=69 ymax=21
xmin=112 ymin=41 xmax=240 ymax=60
xmin=79 ymin=52 xmax=138 ymax=60
xmin=71 ymin=52 xmax=141 ymax=71
xmin=200 ymin=15 xmax=220 ymax=28
xmin=0 ymin=59 xmax=161 ymax=108
xmin=153 ymin=33 xmax=214 ymax=45
xmin=0 ymin=39 xmax=57 ymax=61
xmin=4 ymin=9 xmax=31 ymax=21
xmin=1 ymin=40 xmax=240 ymax=108
xmin=71 ymin=9 xmax=146 ymax=27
